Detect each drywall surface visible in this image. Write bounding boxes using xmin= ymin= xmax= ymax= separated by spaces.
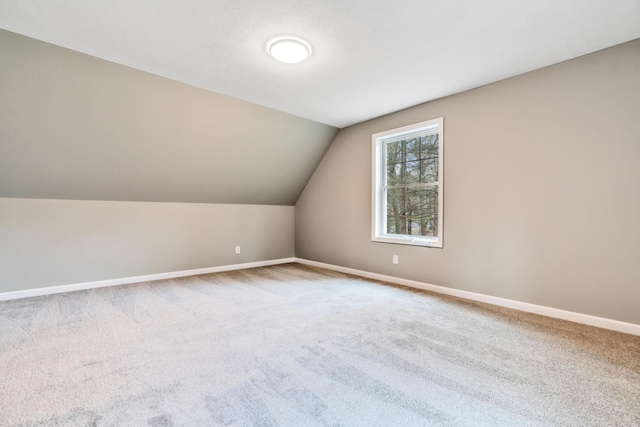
xmin=296 ymin=39 xmax=640 ymax=325
xmin=0 ymin=30 xmax=338 ymax=205
xmin=0 ymin=198 xmax=294 ymax=292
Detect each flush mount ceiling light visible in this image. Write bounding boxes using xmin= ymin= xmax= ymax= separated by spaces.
xmin=266 ymin=36 xmax=312 ymax=64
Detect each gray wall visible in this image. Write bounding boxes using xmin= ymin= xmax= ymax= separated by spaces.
xmin=0 ymin=30 xmax=338 ymax=205
xmin=296 ymin=39 xmax=640 ymax=324
xmin=0 ymin=30 xmax=315 ymax=294
xmin=0 ymin=198 xmax=293 ymax=292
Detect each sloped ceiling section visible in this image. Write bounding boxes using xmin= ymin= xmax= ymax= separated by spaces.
xmin=0 ymin=30 xmax=339 ymax=205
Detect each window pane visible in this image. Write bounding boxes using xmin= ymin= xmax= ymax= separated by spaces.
xmin=386 ymin=186 xmax=439 ymax=237
xmin=405 ymin=137 xmax=420 ymax=162
xmin=404 ymin=160 xmax=421 ymax=184
xmin=386 ymin=140 xmax=403 ymax=164
xmin=386 ymin=140 xmax=402 ymax=187
xmin=387 ymin=159 xmax=422 ymax=185
xmin=421 ymin=134 xmax=439 ymax=182
xmin=386 ymin=162 xmax=400 ymax=186
xmin=386 ymin=135 xmax=439 ymax=186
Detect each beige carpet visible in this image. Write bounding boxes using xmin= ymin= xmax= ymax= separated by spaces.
xmin=0 ymin=263 xmax=638 ymax=426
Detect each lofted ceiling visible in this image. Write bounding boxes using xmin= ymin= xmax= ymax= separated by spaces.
xmin=1 ymin=0 xmax=639 ymax=128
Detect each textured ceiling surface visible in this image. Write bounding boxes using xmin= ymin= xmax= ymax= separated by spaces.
xmin=1 ymin=0 xmax=639 ymax=128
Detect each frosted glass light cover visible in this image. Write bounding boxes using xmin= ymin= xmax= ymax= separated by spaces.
xmin=267 ymin=37 xmax=312 ymax=64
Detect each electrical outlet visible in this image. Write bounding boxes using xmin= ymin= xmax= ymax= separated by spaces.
xmin=235 ymin=246 xmax=241 ymax=254
xmin=392 ymin=254 xmax=399 ymax=264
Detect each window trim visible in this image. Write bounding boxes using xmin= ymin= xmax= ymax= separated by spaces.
xmin=371 ymin=117 xmax=444 ymax=248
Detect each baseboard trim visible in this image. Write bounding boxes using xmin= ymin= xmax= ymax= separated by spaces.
xmin=3 ymin=257 xmax=637 ymax=336
xmin=295 ymin=258 xmax=640 ymax=336
xmin=0 ymin=258 xmax=296 ymax=302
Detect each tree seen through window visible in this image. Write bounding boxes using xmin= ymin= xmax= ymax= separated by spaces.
xmin=384 ymin=133 xmax=439 ymax=237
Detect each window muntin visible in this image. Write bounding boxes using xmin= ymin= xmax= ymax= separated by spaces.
xmin=372 ymin=118 xmax=443 ymax=247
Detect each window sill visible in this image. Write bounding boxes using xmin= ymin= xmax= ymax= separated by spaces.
xmin=372 ymin=235 xmax=442 ymax=248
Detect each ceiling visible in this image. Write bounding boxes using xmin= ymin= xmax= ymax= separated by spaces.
xmin=0 ymin=0 xmax=639 ymax=128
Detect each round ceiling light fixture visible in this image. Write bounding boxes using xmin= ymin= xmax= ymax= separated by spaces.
xmin=266 ymin=36 xmax=312 ymax=64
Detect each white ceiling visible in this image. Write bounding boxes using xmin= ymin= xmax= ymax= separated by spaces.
xmin=1 ymin=0 xmax=639 ymax=128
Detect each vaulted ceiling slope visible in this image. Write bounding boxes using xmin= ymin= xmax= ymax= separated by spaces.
xmin=1 ymin=0 xmax=639 ymax=128
xmin=0 ymin=30 xmax=338 ymax=205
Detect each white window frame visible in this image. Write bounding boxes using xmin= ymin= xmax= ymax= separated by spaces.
xmin=372 ymin=117 xmax=444 ymax=248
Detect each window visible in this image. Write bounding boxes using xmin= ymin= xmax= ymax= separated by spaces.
xmin=372 ymin=118 xmax=444 ymax=247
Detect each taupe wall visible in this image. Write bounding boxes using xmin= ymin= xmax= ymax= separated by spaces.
xmin=296 ymin=39 xmax=640 ymax=324
xmin=0 ymin=30 xmax=338 ymax=205
xmin=0 ymin=30 xmax=313 ymax=295
xmin=0 ymin=198 xmax=293 ymax=292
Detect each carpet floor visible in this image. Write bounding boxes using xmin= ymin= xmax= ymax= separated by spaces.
xmin=0 ymin=263 xmax=638 ymax=426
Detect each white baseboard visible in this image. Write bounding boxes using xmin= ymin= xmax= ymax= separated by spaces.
xmin=0 ymin=258 xmax=296 ymax=302
xmin=295 ymin=258 xmax=640 ymax=337
xmin=3 ymin=256 xmax=638 ymax=336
